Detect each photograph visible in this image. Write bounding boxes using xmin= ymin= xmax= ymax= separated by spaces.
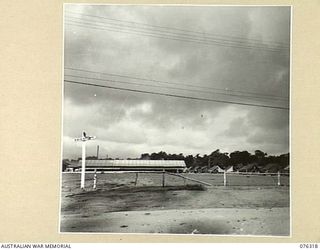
xmin=60 ymin=4 xmax=291 ymax=236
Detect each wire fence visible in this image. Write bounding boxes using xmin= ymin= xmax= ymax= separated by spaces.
xmin=62 ymin=171 xmax=290 ymax=190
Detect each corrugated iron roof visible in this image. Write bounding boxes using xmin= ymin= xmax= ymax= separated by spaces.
xmin=78 ymin=159 xmax=186 ymax=167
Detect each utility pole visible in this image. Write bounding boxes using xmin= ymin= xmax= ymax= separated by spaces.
xmin=96 ymin=145 xmax=99 ymax=159
xmin=74 ymin=131 xmax=96 ymax=189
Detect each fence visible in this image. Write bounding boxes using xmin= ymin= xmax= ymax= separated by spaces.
xmin=218 ymin=172 xmax=289 ymax=186
xmin=167 ymin=172 xmax=289 ymax=187
xmin=62 ymin=171 xmax=290 ymax=190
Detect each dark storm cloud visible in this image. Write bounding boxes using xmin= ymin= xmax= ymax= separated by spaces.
xmin=63 ymin=5 xmax=290 ymax=159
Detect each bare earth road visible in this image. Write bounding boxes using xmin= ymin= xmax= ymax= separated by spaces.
xmin=60 ymin=173 xmax=290 ymax=235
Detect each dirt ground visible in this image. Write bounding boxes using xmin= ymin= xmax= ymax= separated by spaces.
xmin=60 ymin=173 xmax=290 ymax=235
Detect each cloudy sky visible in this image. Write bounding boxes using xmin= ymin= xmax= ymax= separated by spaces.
xmin=63 ymin=5 xmax=290 ymax=160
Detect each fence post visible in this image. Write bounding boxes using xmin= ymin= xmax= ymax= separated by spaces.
xmin=93 ymin=169 xmax=97 ymax=189
xmin=277 ymin=171 xmax=281 ymax=186
xmin=162 ymin=169 xmax=165 ymax=187
xmin=135 ymin=172 xmax=138 ymax=186
xmin=224 ymin=170 xmax=227 ymax=186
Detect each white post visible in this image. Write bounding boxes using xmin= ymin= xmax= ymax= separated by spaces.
xmin=93 ymin=169 xmax=97 ymax=189
xmin=75 ymin=131 xmax=96 ymax=190
xmin=81 ymin=141 xmax=86 ymax=189
xmin=224 ymin=170 xmax=227 ymax=186
xmin=277 ymin=171 xmax=281 ymax=186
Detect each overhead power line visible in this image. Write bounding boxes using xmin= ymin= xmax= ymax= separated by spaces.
xmin=65 ymin=74 xmax=288 ymax=103
xmin=65 ymin=15 xmax=289 ymax=50
xmin=65 ymin=67 xmax=289 ymax=100
xmin=65 ymin=10 xmax=289 ymax=47
xmin=64 ymin=79 xmax=289 ymax=110
xmin=65 ymin=20 xmax=287 ymax=53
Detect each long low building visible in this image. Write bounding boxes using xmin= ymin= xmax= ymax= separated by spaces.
xmin=75 ymin=159 xmax=186 ymax=172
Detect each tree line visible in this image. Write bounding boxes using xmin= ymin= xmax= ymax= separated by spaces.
xmin=63 ymin=149 xmax=289 ymax=173
xmin=138 ymin=150 xmax=289 ymax=172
